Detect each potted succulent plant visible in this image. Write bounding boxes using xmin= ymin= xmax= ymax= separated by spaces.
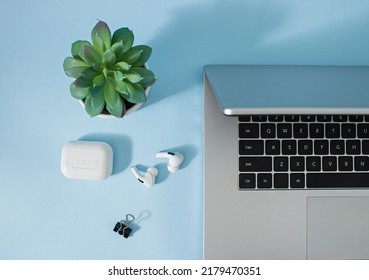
xmin=63 ymin=20 xmax=156 ymax=118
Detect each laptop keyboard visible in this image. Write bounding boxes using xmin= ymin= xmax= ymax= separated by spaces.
xmin=239 ymin=115 xmax=369 ymax=190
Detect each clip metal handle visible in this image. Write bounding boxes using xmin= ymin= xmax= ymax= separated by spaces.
xmin=113 ymin=213 xmax=135 ymax=238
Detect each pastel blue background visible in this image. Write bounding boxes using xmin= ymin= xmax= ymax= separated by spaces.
xmin=1 ymin=0 xmax=369 ymax=259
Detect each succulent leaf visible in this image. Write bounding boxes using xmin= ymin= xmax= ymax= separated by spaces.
xmin=91 ymin=91 xmax=105 ymax=110
xmin=70 ymin=82 xmax=90 ymax=100
xmin=104 ymin=79 xmax=118 ymax=108
xmin=91 ymin=21 xmax=111 ymax=50
xmin=92 ymin=62 xmax=103 ymax=72
xmin=112 ymin=27 xmax=134 ymax=52
xmin=118 ymin=92 xmax=129 ymax=100
xmin=124 ymin=70 xmax=142 ymax=83
xmin=114 ymin=61 xmax=131 ymax=72
xmin=93 ymin=74 xmax=105 ymax=86
xmin=125 ymin=83 xmax=146 ymax=103
xmin=79 ymin=45 xmax=100 ymax=64
xmin=131 ymin=45 xmax=152 ymax=67
xmin=84 ymin=96 xmax=104 ymax=117
xmin=111 ymin=41 xmax=125 ymax=61
xmin=112 ymin=80 xmax=128 ymax=94
xmin=72 ymin=76 xmax=92 ymax=88
xmin=106 ymin=95 xmax=126 ymax=118
xmin=131 ymin=67 xmax=156 ymax=84
xmin=92 ymin=34 xmax=105 ymax=55
xmin=63 ymin=57 xmax=90 ymax=78
xmin=140 ymin=77 xmax=157 ymax=88
xmin=81 ymin=67 xmax=99 ymax=79
xmin=102 ymin=49 xmax=116 ymax=68
xmin=71 ymin=40 xmax=92 ymax=59
xmin=70 ymin=77 xmax=91 ymax=100
xmin=113 ymin=71 xmax=124 ymax=81
xmin=121 ymin=49 xmax=142 ymax=65
xmin=89 ymin=84 xmax=105 ymax=97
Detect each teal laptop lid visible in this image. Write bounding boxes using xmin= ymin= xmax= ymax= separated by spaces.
xmin=204 ymin=65 xmax=369 ymax=115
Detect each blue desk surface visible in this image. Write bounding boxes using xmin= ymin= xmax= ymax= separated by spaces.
xmin=1 ymin=0 xmax=369 ymax=259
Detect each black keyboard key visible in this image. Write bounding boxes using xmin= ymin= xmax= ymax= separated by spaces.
xmin=314 ymin=140 xmax=329 ymax=155
xmin=261 ymin=123 xmax=276 ymax=138
xmin=330 ymin=140 xmax=345 ymax=155
xmin=277 ymin=123 xmax=292 ymax=138
xmin=333 ymin=115 xmax=347 ymax=122
xmin=274 ymin=173 xmax=288 ymax=188
xmin=285 ymin=115 xmax=299 ymax=122
xmin=310 ymin=123 xmax=324 ymax=138
xmin=266 ymin=140 xmax=280 ymax=155
xmin=355 ymin=156 xmax=369 ymax=171
xmin=252 ymin=115 xmax=267 ymax=122
xmin=298 ymin=140 xmax=313 ymax=155
xmin=239 ymin=123 xmax=259 ymax=138
xmin=290 ymin=157 xmax=304 ymax=171
xmin=349 ymin=115 xmax=363 ymax=122
xmin=307 ymin=173 xmax=369 ymax=188
xmin=323 ymin=156 xmax=337 ymax=171
xmin=346 ymin=140 xmax=361 ymax=155
xmin=306 ymin=156 xmax=321 ymax=171
xmin=301 ymin=115 xmax=316 ymax=122
xmin=239 ymin=157 xmax=272 ymax=172
xmin=362 ymin=140 xmax=369 ymax=154
xmin=358 ymin=124 xmax=369 ymax=138
xmin=326 ymin=124 xmax=340 ymax=138
xmin=268 ymin=115 xmax=283 ymax=122
xmin=342 ymin=124 xmax=356 ymax=138
xmin=239 ymin=173 xmax=256 ymax=189
xmin=239 ymin=140 xmax=264 ymax=155
xmin=258 ymin=173 xmax=272 ymax=188
xmin=294 ymin=124 xmax=308 ymax=138
xmin=290 ymin=173 xmax=305 ymax=188
xmin=239 ymin=116 xmax=251 ymax=122
xmin=282 ymin=140 xmax=297 ymax=155
xmin=274 ymin=157 xmax=288 ymax=172
xmin=339 ymin=156 xmax=353 ymax=171
xmin=317 ymin=115 xmax=332 ymax=122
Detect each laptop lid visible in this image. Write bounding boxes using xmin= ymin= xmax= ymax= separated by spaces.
xmin=204 ymin=65 xmax=369 ymax=115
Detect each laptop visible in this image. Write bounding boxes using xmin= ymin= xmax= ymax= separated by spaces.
xmin=204 ymin=65 xmax=369 ymax=259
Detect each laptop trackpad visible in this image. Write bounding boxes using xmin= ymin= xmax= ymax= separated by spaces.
xmin=307 ymin=196 xmax=369 ymax=259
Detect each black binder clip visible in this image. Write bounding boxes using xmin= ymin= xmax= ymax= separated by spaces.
xmin=113 ymin=214 xmax=135 ymax=238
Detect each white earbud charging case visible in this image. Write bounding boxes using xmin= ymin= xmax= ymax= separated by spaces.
xmin=61 ymin=141 xmax=113 ymax=180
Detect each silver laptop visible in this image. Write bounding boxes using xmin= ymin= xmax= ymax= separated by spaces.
xmin=204 ymin=65 xmax=369 ymax=260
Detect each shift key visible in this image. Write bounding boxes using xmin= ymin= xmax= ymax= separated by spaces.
xmin=239 ymin=157 xmax=272 ymax=172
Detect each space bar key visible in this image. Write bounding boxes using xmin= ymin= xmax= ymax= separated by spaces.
xmin=307 ymin=173 xmax=369 ymax=188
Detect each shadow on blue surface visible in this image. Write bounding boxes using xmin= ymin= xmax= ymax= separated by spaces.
xmin=79 ymin=133 xmax=133 ymax=175
xmin=145 ymin=0 xmax=287 ymax=106
xmin=130 ymin=209 xmax=152 ymax=237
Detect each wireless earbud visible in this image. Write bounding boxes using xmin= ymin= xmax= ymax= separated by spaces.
xmin=131 ymin=151 xmax=184 ymax=187
xmin=155 ymin=152 xmax=184 ymax=173
xmin=131 ymin=166 xmax=158 ymax=187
